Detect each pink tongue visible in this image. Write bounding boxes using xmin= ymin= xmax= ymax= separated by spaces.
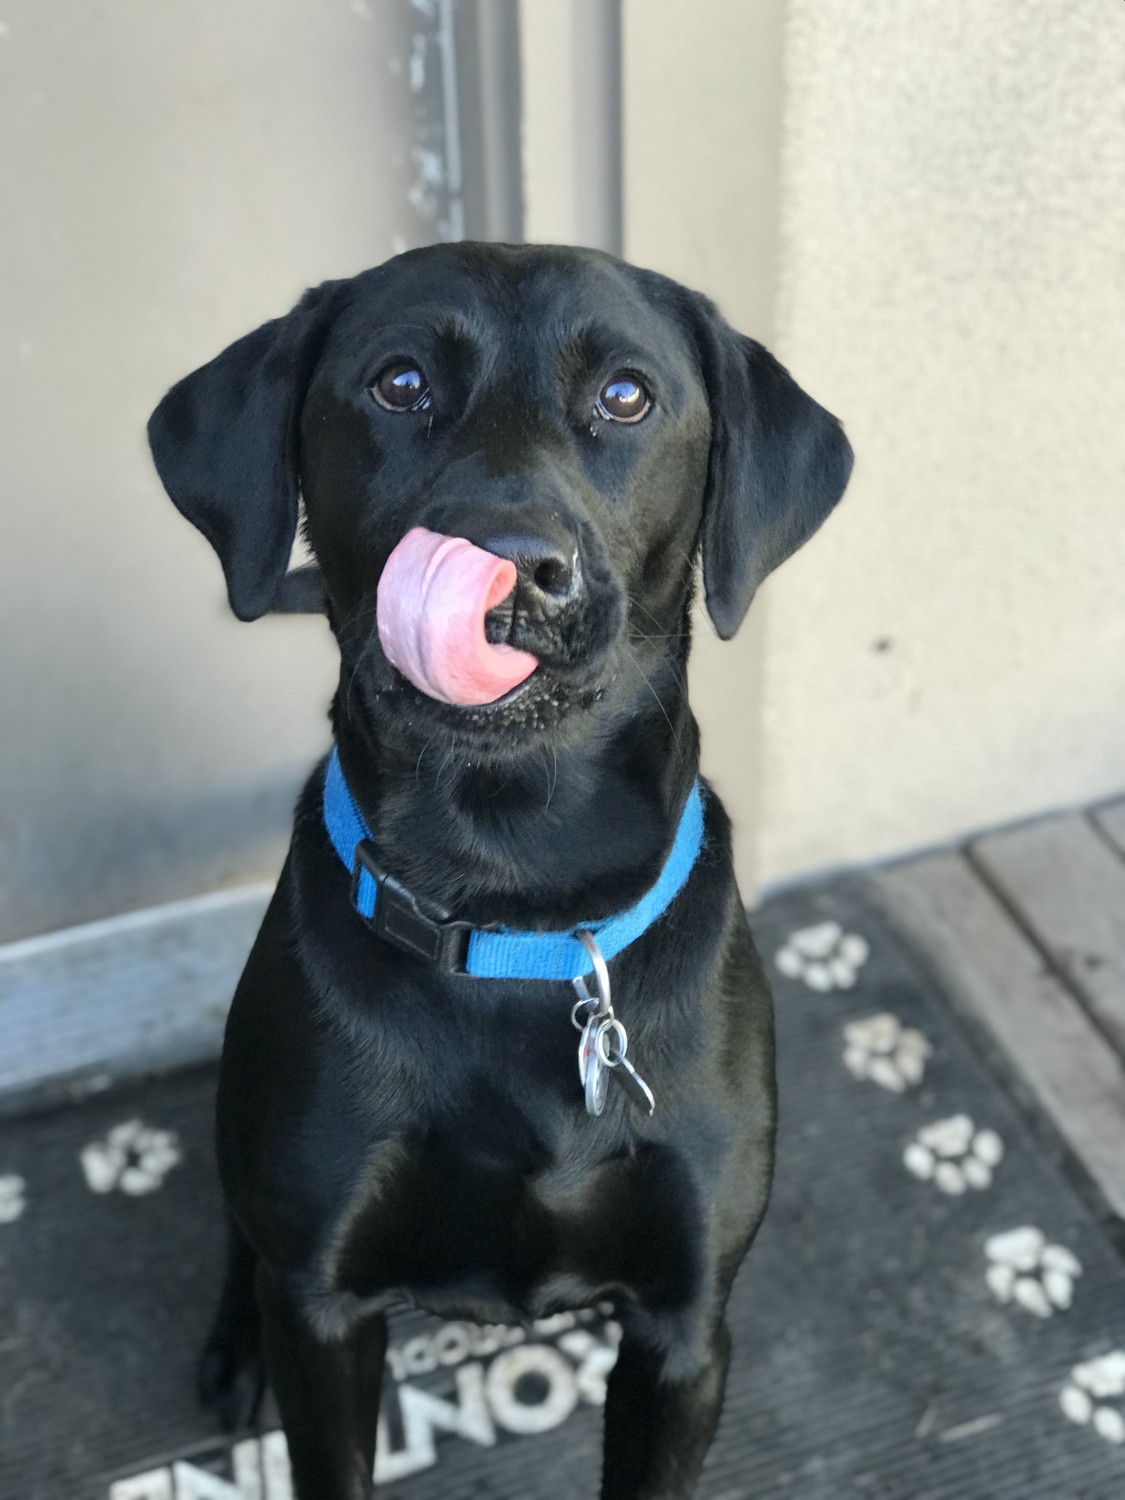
xmin=376 ymin=527 xmax=539 ymax=706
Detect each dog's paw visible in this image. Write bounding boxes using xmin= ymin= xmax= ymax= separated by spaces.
xmin=903 ymin=1114 xmax=1004 ymax=1194
xmin=198 ymin=1324 xmax=266 ymax=1434
xmin=843 ymin=1012 xmax=931 ymax=1091
xmin=1060 ymin=1351 xmax=1125 ymax=1444
xmin=0 ymin=1173 xmax=26 ymax=1224
xmin=984 ymin=1227 xmax=1082 ymax=1317
xmin=775 ymin=921 xmax=870 ymax=991
xmin=80 ymin=1118 xmax=182 ymax=1196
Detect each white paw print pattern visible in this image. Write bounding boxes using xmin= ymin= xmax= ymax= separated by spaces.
xmin=843 ymin=1012 xmax=932 ymax=1092
xmin=1059 ymin=1351 xmax=1125 ymax=1445
xmin=80 ymin=1119 xmax=182 ymax=1197
xmin=903 ymin=1114 xmax=1004 ymax=1194
xmin=775 ymin=921 xmax=870 ymax=992
xmin=984 ymin=1227 xmax=1082 ymax=1318
xmin=0 ymin=1173 xmax=26 ymax=1224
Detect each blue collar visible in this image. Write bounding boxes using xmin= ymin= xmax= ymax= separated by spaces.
xmin=321 ymin=746 xmax=705 ymax=981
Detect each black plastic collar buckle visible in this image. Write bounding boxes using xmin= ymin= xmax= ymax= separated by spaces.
xmin=351 ymin=841 xmax=473 ymax=973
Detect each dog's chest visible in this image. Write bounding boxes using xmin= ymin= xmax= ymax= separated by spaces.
xmin=327 ymin=1125 xmax=704 ymax=1324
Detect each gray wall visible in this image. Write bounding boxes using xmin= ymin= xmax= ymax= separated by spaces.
xmin=0 ymin=0 xmax=463 ymax=940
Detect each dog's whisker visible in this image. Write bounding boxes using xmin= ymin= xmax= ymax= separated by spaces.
xmin=485 ymin=770 xmax=514 ymax=800
xmin=541 ymin=745 xmax=559 ymax=812
xmin=624 ymin=609 xmax=690 ymax=698
xmin=341 ymin=622 xmax=381 ymax=723
xmin=622 ymin=642 xmax=685 ymax=765
xmin=415 ymin=729 xmax=440 ymax=786
xmin=627 ymin=595 xmax=670 ymax=632
xmin=434 ymin=743 xmax=462 ymax=801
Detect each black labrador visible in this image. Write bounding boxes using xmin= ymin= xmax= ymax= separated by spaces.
xmin=148 ymin=243 xmax=852 ymax=1499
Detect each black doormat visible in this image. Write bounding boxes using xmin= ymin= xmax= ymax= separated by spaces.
xmin=2 ymin=881 xmax=1124 ymax=1500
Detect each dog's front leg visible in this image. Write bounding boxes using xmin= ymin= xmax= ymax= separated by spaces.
xmin=255 ymin=1266 xmax=387 ymax=1500
xmin=599 ymin=1322 xmax=731 ymax=1500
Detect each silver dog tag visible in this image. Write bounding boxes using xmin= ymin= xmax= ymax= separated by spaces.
xmin=581 ymin=1023 xmax=611 ymax=1117
xmin=577 ymin=1014 xmax=600 ymax=1088
xmin=572 ymin=930 xmax=655 ymax=1118
xmin=578 ymin=1015 xmax=623 ymax=1117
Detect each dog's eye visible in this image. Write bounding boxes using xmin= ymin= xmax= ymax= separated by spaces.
xmin=370 ymin=362 xmax=432 ymax=413
xmin=595 ymin=373 xmax=652 ymax=424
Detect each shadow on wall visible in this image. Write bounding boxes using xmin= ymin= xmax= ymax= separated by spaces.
xmin=0 ymin=771 xmax=307 ymax=944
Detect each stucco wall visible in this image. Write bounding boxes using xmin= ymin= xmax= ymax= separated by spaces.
xmin=0 ymin=2 xmax=455 ymax=940
xmin=756 ymin=0 xmax=1125 ymax=884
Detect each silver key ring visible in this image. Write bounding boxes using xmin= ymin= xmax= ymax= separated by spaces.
xmin=576 ymin=930 xmax=612 ymax=1014
xmin=595 ymin=1017 xmax=628 ymax=1067
xmin=571 ymin=994 xmax=598 ymax=1031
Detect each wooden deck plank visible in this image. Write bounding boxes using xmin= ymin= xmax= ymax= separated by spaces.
xmin=1093 ymin=798 xmax=1125 ymax=861
xmin=969 ymin=813 xmax=1125 ymax=1057
xmin=870 ymin=852 xmax=1125 ymax=1220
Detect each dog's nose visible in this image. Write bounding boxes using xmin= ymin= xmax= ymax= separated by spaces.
xmin=484 ymin=534 xmax=580 ymax=607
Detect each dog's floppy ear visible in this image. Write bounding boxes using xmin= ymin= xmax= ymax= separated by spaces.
xmin=147 ymin=281 xmax=341 ymax=621
xmin=690 ymin=297 xmax=854 ymax=640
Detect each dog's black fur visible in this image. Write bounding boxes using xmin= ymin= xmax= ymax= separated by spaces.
xmin=148 ymin=243 xmax=852 ymax=1500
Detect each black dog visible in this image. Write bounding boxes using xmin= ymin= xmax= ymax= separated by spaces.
xmin=148 ymin=243 xmax=852 ymax=1499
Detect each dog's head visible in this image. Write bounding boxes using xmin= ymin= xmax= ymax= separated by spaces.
xmin=149 ymin=244 xmax=852 ymax=748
